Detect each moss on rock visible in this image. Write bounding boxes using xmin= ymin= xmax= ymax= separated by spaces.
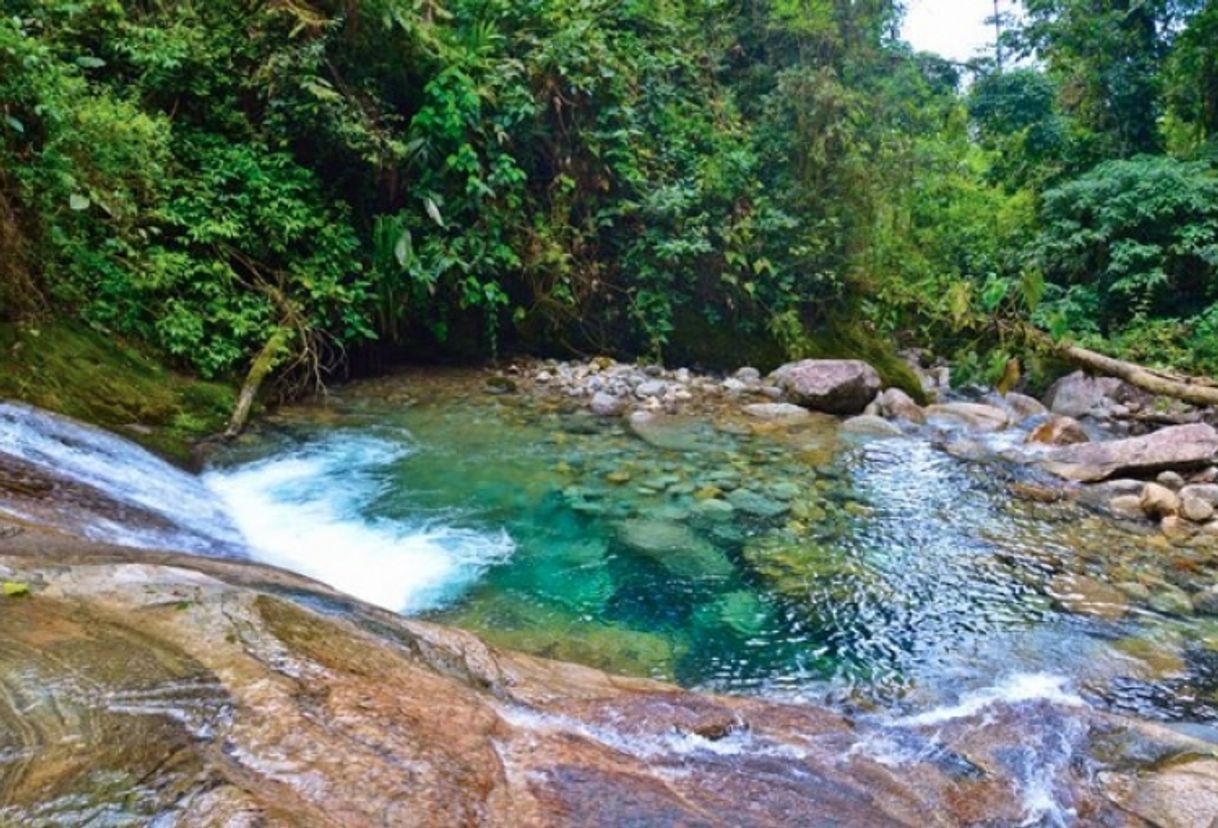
xmin=0 ymin=321 xmax=234 ymax=462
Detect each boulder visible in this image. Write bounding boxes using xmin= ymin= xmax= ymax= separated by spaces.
xmin=741 ymin=403 xmax=812 ymax=422
xmin=1039 ymin=423 xmax=1218 ymax=482
xmin=634 ymin=380 xmax=667 ymax=399
xmin=876 ymin=388 xmax=925 ymax=423
xmin=1043 ymin=370 xmax=1125 ymax=419
xmin=1027 ymin=415 xmax=1089 ymax=446
xmin=1140 ymin=483 xmax=1181 ymax=518
xmin=769 ymin=359 xmax=881 ymax=415
xmin=925 ymin=402 xmax=1010 ymax=432
xmin=734 ymin=366 xmax=762 ymax=383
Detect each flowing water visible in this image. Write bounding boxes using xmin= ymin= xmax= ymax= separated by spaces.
xmin=6 ymin=373 xmax=1218 ymax=732
xmin=192 ymin=372 xmax=1218 ymax=728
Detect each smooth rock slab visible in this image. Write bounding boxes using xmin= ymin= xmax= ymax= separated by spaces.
xmin=1040 ymin=423 xmax=1218 ymax=482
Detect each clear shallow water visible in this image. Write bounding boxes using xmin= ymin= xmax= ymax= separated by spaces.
xmin=200 ymin=372 xmax=1218 ymax=720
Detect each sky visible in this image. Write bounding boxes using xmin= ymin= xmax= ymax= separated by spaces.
xmin=901 ymin=0 xmax=1013 ymax=64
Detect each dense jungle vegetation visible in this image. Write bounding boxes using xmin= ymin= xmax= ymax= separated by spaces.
xmin=1 ymin=0 xmax=1216 ymax=403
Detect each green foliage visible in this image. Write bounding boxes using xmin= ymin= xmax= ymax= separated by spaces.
xmin=4 ymin=0 xmax=1218 ymax=403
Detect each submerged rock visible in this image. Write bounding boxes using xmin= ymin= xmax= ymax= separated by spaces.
xmin=1040 ymin=423 xmax=1218 ymax=482
xmin=840 ymin=414 xmax=904 ymax=438
xmin=614 ymin=519 xmax=735 ymax=578
xmin=1048 ymin=573 xmax=1130 ymax=620
xmin=769 ymin=359 xmax=881 ymax=415
xmin=741 ymin=402 xmax=812 ymax=422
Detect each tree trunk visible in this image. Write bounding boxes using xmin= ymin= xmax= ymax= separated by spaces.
xmin=225 ymin=326 xmax=292 ymax=438
xmin=1019 ymin=325 xmax=1218 ymax=407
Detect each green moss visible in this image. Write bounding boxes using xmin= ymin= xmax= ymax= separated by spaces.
xmin=0 ymin=321 xmax=235 ymax=461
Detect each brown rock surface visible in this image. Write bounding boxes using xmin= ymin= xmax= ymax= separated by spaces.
xmin=1040 ymin=423 xmax=1218 ymax=482
xmin=769 ymin=359 xmax=882 ymax=415
xmin=0 ymin=532 xmax=1208 ymax=827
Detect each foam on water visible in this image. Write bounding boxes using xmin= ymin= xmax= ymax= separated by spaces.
xmin=0 ymin=402 xmax=245 ymax=554
xmin=202 ymin=432 xmax=515 ymax=613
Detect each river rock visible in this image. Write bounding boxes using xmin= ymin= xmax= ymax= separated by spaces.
xmin=1193 ymin=586 xmax=1218 ymax=616
xmin=1180 ymin=483 xmax=1218 ymax=506
xmin=1181 ymin=493 xmax=1216 ymax=523
xmin=925 ymin=402 xmax=1010 ymax=432
xmin=841 ymin=414 xmax=904 ymax=438
xmin=1107 ymin=494 xmax=1146 ymax=521
xmin=742 ymin=402 xmax=812 ymax=422
xmin=589 ymin=392 xmax=626 ymax=417
xmin=1141 ymin=483 xmax=1181 ymax=518
xmin=1027 ymin=415 xmax=1089 ymax=446
xmin=1157 ymin=470 xmax=1186 ymax=489
xmin=635 ymin=380 xmax=667 ymax=399
xmin=627 ymin=411 xmax=710 ymax=452
xmin=726 ymin=488 xmax=790 ymax=518
xmin=1003 ymin=392 xmax=1048 ymax=420
xmin=1039 ymin=423 xmax=1218 ymax=482
xmin=769 ymin=359 xmax=881 ymax=415
xmin=1044 ymin=370 xmax=1126 ymax=419
xmin=876 ymin=388 xmax=925 ymax=423
xmin=734 ymin=366 xmax=761 ymax=383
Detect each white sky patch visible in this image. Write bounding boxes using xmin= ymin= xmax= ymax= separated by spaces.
xmin=901 ymin=0 xmax=1017 ymax=64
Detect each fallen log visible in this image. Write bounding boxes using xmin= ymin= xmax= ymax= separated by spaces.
xmin=1018 ymin=326 xmax=1218 ymax=408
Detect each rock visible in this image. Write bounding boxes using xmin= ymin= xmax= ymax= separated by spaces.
xmin=925 ymin=402 xmax=1010 ymax=432
xmin=1157 ymin=470 xmax=1186 ymax=490
xmin=1161 ymin=515 xmax=1198 ymax=542
xmin=635 ymin=380 xmax=667 ymax=399
xmin=1048 ymin=573 xmax=1129 ymax=620
xmin=876 ymin=388 xmax=925 ymax=423
xmin=841 ymin=415 xmax=903 ymax=438
xmin=1008 ymin=481 xmax=1064 ymax=503
xmin=1039 ymin=423 xmax=1218 ymax=482
xmin=1140 ymin=483 xmax=1181 ymax=518
xmin=589 ymin=392 xmax=626 ymax=417
xmin=741 ymin=403 xmax=812 ymax=422
xmin=1180 ymin=483 xmax=1218 ymax=506
xmin=721 ymin=377 xmax=749 ymax=394
xmin=1027 ymin=415 xmax=1089 ymax=446
xmin=535 ymin=370 xmax=553 ymax=383
xmin=627 ymin=411 xmax=712 ymax=452
xmin=692 ymin=498 xmax=735 ymax=520
xmin=1043 ymin=370 xmax=1125 ymax=418
xmin=485 ymin=376 xmax=518 ymax=395
xmin=615 ymin=519 xmax=734 ymax=578
xmin=0 ymin=540 xmax=1211 ymax=827
xmin=1181 ymin=494 xmax=1216 ymax=523
xmin=725 ymin=488 xmax=790 ymax=519
xmin=1193 ymin=586 xmax=1218 ymax=616
xmin=1003 ymin=392 xmax=1048 ymax=420
xmin=1102 ymin=756 xmax=1218 ymax=828
xmin=1107 ymin=494 xmax=1146 ymax=521
xmin=734 ymin=366 xmax=761 ymax=383
xmin=1148 ymin=586 xmax=1195 ymax=617
xmin=769 ymin=359 xmax=881 ymax=415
